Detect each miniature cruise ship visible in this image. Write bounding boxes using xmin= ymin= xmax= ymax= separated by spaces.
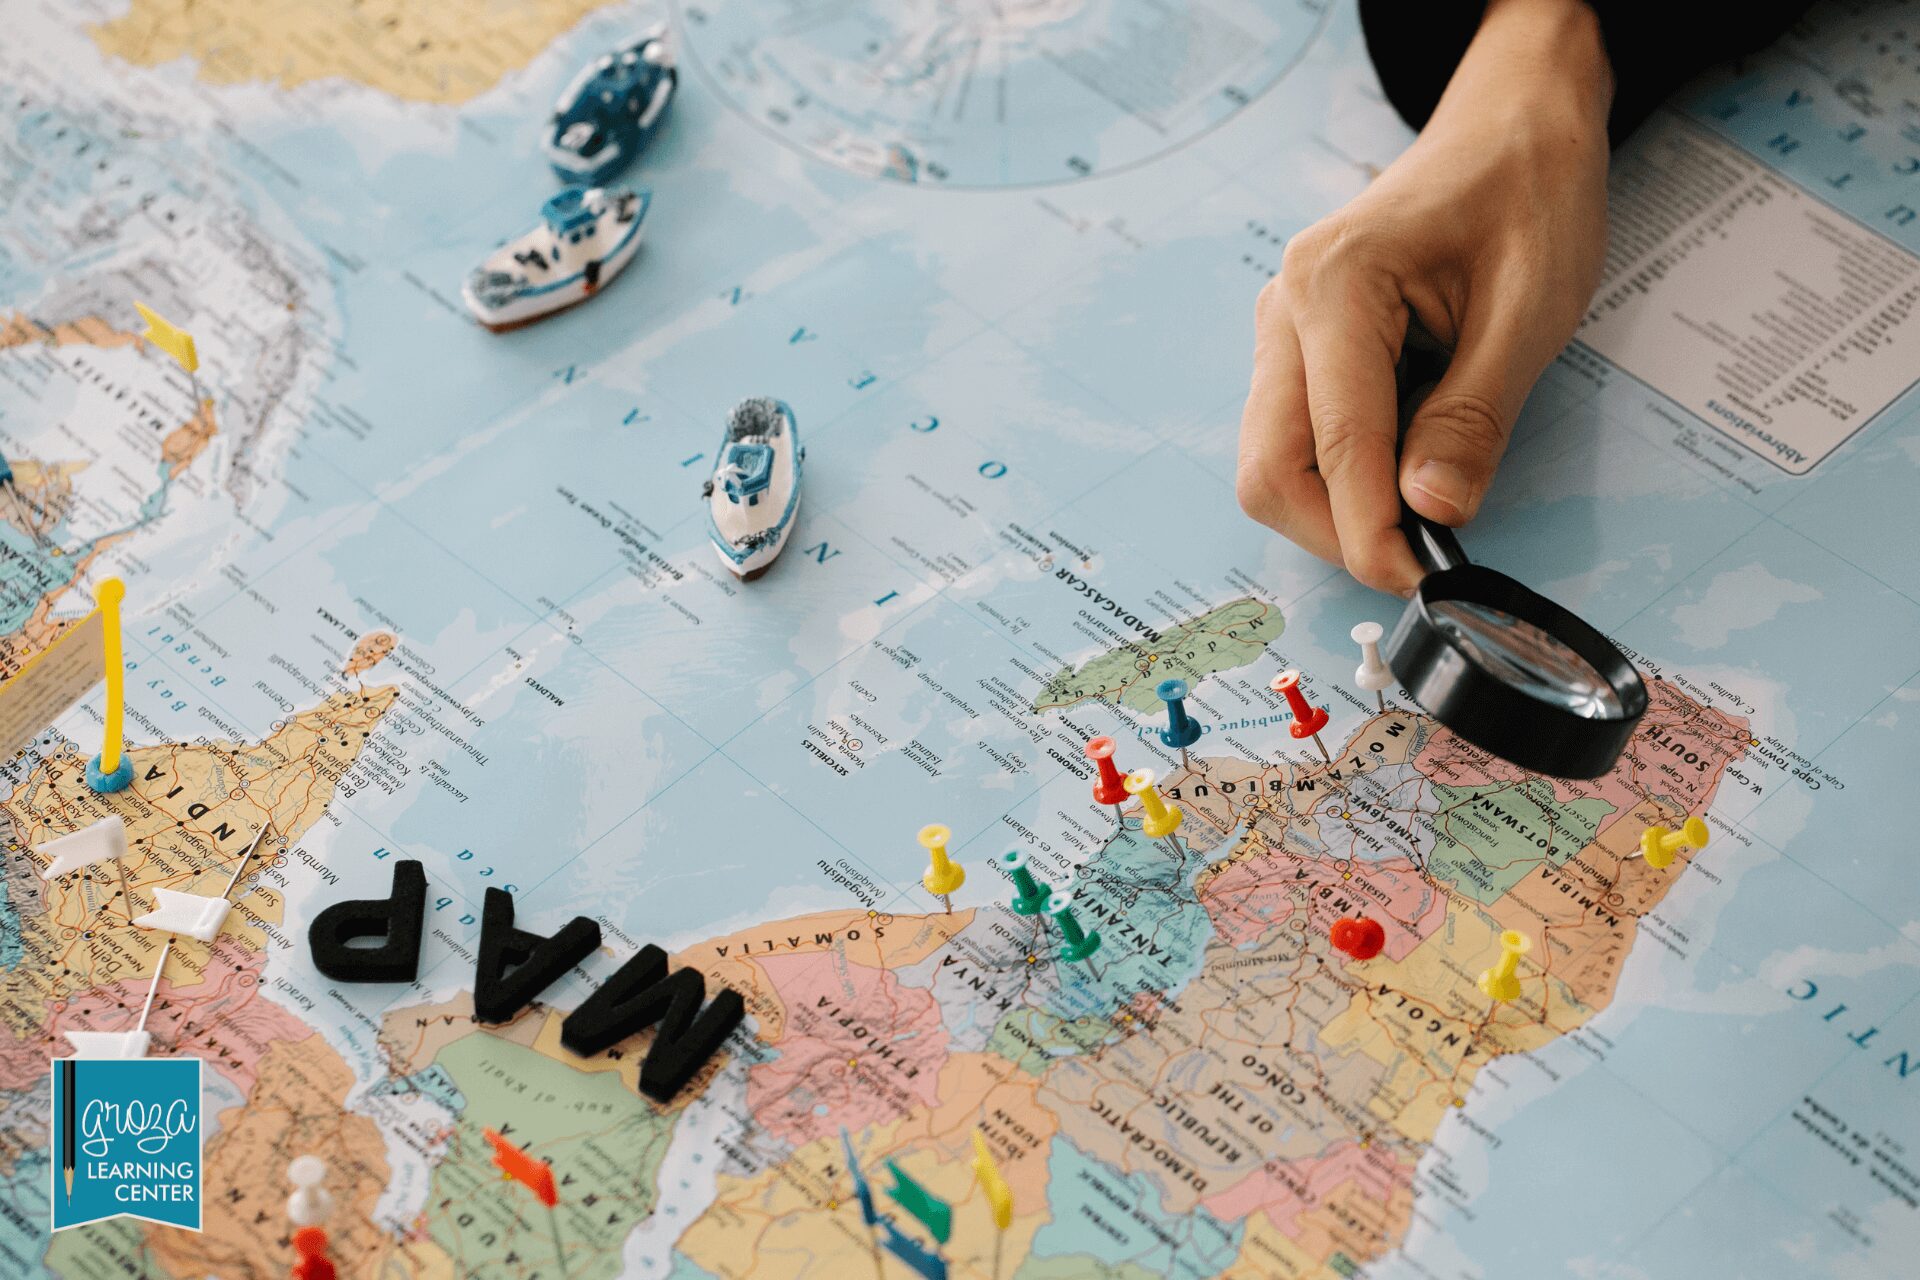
xmin=704 ymin=398 xmax=803 ymax=580
xmin=462 ymin=185 xmax=649 ymax=331
xmin=545 ymin=27 xmax=678 ymax=186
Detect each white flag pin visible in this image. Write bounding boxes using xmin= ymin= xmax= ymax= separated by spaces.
xmin=64 ymin=1030 xmax=152 ymax=1058
xmin=133 ymin=888 xmax=235 ymax=942
xmin=130 ymin=824 xmax=271 ymax=943
xmin=37 ymin=815 xmax=129 ymax=880
xmin=62 ymin=935 xmax=175 ymax=1061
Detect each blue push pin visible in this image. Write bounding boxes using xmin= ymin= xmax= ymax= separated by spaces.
xmin=999 ymin=850 xmax=1051 ymax=915
xmin=1046 ymin=891 xmax=1103 ymax=980
xmin=1157 ymin=678 xmax=1202 ymax=772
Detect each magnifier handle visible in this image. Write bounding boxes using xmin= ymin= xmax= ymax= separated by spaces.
xmin=1395 ymin=319 xmax=1470 ymax=575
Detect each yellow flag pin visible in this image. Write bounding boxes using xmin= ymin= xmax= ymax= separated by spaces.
xmin=133 ymin=302 xmax=197 ymax=373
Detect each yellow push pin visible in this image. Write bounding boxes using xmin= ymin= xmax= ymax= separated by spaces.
xmin=1638 ymin=816 xmax=1709 ymax=870
xmin=85 ymin=579 xmax=133 ymax=793
xmin=918 ymin=823 xmax=964 ymax=913
xmin=1123 ymin=768 xmax=1183 ymax=855
xmin=1478 ymin=929 xmax=1530 ymax=1003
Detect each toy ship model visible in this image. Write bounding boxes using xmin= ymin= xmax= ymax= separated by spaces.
xmin=462 ymin=185 xmax=649 ymax=331
xmin=704 ymin=398 xmax=803 ymax=580
xmin=545 ymin=26 xmax=678 ymax=186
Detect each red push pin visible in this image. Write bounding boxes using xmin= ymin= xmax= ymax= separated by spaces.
xmin=1086 ymin=736 xmax=1130 ymax=829
xmin=287 ymin=1155 xmax=337 ymax=1280
xmin=1329 ymin=915 xmax=1385 ymax=961
xmin=292 ymin=1227 xmax=336 ymax=1280
xmin=1271 ymin=670 xmax=1332 ymax=763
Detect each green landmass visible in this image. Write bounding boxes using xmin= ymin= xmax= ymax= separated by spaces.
xmin=988 ymin=1007 xmax=1115 ymax=1075
xmin=1032 ymin=597 xmax=1283 ymax=713
xmin=424 ymin=1032 xmax=681 ymax=1279
xmin=1426 ymin=780 xmax=1615 ymax=904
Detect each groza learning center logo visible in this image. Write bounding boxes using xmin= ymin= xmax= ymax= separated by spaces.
xmin=50 ymin=1058 xmax=203 ymax=1232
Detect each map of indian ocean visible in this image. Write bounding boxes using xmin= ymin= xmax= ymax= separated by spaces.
xmin=0 ymin=1 xmax=1914 ymax=1278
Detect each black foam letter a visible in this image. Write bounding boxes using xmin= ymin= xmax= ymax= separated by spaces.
xmin=473 ymin=887 xmax=600 ymax=1024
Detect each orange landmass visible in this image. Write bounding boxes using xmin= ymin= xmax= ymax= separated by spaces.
xmin=0 ymin=311 xmax=140 ymax=351
xmin=142 ymin=1034 xmax=393 ymax=1280
xmin=161 ymin=395 xmax=217 ymax=479
xmin=0 ymin=687 xmax=397 ymax=1032
xmin=344 ymin=629 xmax=397 ymax=678
xmin=1204 ymin=1139 xmax=1414 ymax=1239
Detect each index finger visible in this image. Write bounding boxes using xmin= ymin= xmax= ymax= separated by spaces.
xmin=1295 ymin=305 xmax=1424 ymax=595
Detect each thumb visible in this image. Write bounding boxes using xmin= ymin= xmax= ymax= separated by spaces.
xmin=1398 ymin=323 xmax=1540 ymax=527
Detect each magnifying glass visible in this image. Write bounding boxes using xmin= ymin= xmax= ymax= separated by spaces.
xmin=1382 ymin=324 xmax=1647 ymax=779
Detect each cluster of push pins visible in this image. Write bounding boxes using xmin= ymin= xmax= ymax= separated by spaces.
xmin=1085 ymin=734 xmax=1183 ymax=857
xmin=917 ymin=825 xmax=1107 ymax=982
xmin=921 ymin=628 xmax=1716 ymax=1017
xmin=1322 ymin=810 xmax=1710 ymax=1007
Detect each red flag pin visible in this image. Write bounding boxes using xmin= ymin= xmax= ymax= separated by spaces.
xmin=485 ymin=1129 xmax=566 ymax=1276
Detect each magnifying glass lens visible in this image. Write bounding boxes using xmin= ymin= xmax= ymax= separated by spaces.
xmin=1426 ymin=598 xmax=1626 ymax=720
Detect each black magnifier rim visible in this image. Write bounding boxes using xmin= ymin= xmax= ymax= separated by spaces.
xmin=1386 ymin=564 xmax=1649 ymax=779
xmin=1384 ymin=319 xmax=1648 ymax=780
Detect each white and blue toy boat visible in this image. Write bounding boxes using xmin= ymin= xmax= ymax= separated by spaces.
xmin=463 ymin=185 xmax=648 ymax=331
xmin=545 ymin=27 xmax=677 ymax=186
xmin=704 ymin=398 xmax=803 ymax=580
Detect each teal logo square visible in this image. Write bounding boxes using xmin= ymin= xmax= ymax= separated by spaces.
xmin=50 ymin=1058 xmax=203 ymax=1231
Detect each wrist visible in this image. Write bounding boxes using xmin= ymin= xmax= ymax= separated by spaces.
xmin=1439 ymin=0 xmax=1614 ymax=143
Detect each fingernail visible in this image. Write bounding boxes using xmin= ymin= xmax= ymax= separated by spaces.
xmin=1408 ymin=460 xmax=1470 ymax=522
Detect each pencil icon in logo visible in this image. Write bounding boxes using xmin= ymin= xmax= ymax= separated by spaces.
xmin=60 ymin=1058 xmax=76 ymax=1204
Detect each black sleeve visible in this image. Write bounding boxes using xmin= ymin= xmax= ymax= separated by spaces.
xmin=1358 ymin=2 xmax=1814 ymax=147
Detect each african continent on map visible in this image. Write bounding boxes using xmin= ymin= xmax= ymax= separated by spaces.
xmin=678 ymin=0 xmax=1332 ymax=185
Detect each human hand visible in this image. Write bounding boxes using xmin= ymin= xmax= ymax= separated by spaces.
xmin=1236 ymin=0 xmax=1614 ymax=594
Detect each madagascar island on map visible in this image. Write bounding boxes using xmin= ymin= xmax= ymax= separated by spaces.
xmin=0 ymin=2 xmax=1915 ymax=1279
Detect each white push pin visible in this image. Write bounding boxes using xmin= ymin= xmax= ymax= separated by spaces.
xmin=38 ymin=816 xmax=133 ymax=912
xmin=287 ymin=1154 xmax=333 ymax=1227
xmin=1352 ymin=622 xmax=1393 ymax=713
xmin=131 ymin=825 xmax=270 ymax=942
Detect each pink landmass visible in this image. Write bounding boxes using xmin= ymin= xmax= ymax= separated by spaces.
xmin=745 ymin=952 xmax=950 ymax=1147
xmin=1204 ymin=1139 xmax=1416 ymax=1237
xmin=1200 ymin=854 xmax=1446 ymax=962
xmin=0 ymin=938 xmax=309 ymax=1095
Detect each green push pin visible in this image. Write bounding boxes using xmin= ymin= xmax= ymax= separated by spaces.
xmin=1000 ymin=850 xmax=1050 ymax=915
xmin=1046 ymin=891 xmax=1103 ymax=980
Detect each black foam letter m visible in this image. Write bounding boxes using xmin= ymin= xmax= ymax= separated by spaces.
xmin=560 ymin=945 xmax=745 ymax=1103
